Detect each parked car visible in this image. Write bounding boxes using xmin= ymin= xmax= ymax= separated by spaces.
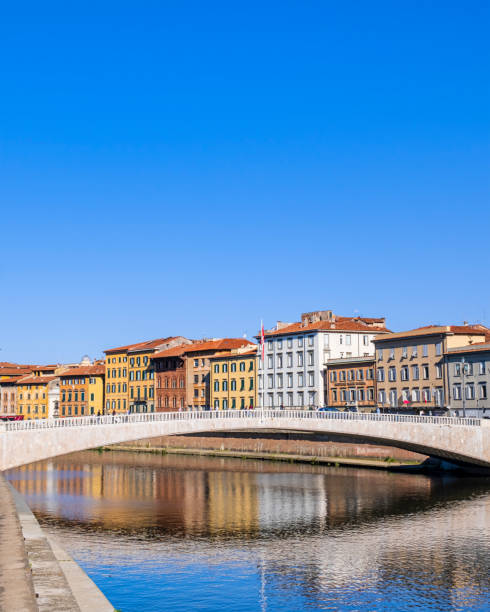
xmin=318 ymin=406 xmax=339 ymax=412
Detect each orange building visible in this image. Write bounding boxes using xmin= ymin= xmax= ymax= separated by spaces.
xmin=15 ymin=365 xmax=60 ymax=420
xmin=325 ymin=357 xmax=376 ymax=411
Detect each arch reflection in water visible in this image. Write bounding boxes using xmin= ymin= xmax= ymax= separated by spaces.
xmin=7 ymin=451 xmax=490 ymax=612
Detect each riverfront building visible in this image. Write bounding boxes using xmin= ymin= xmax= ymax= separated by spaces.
xmin=59 ymin=363 xmax=105 ymax=417
xmin=445 ymin=342 xmax=490 ymax=418
xmin=15 ymin=365 xmax=62 ymax=420
xmin=258 ymin=310 xmax=389 ymax=409
xmin=0 ymin=363 xmax=35 ymax=417
xmin=152 ymin=338 xmax=255 ymax=411
xmin=104 ymin=337 xmax=191 ymax=414
xmin=210 ymin=347 xmax=258 ymax=410
xmin=325 ymin=356 xmax=376 ymax=411
xmin=373 ymin=325 xmax=488 ymax=412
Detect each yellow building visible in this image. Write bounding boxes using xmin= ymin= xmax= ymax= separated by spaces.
xmin=104 ymin=337 xmax=190 ymax=414
xmin=16 ymin=365 xmax=60 ymax=420
xmin=59 ymin=363 xmax=105 ymax=417
xmin=210 ymin=348 xmax=257 ymax=410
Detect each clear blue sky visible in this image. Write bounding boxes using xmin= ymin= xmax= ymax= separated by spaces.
xmin=1 ymin=1 xmax=489 ymax=364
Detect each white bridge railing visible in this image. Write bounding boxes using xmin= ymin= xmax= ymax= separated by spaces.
xmin=0 ymin=409 xmax=482 ymax=432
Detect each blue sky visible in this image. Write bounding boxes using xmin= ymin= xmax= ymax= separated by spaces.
xmin=1 ymin=1 xmax=489 ymax=364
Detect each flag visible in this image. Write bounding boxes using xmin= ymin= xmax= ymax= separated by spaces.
xmin=260 ymin=320 xmax=265 ymax=362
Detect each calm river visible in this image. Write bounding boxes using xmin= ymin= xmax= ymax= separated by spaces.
xmin=6 ymin=451 xmax=490 ymax=611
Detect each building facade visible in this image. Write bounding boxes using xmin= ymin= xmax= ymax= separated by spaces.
xmin=104 ymin=337 xmax=191 ymax=414
xmin=152 ymin=338 xmax=255 ymax=411
xmin=0 ymin=362 xmax=34 ymax=417
xmin=325 ymin=357 xmax=376 ymax=411
xmin=152 ymin=345 xmax=187 ymax=412
xmin=258 ymin=310 xmax=389 ymax=409
xmin=210 ymin=348 xmax=257 ymax=410
xmin=374 ymin=325 xmax=488 ymax=412
xmin=445 ymin=342 xmax=490 ymax=418
xmin=59 ymin=364 xmax=105 ymax=417
xmin=15 ymin=366 xmax=61 ymax=420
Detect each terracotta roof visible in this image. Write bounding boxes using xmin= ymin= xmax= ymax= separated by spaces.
xmin=104 ymin=337 xmax=185 ymax=354
xmin=15 ymin=375 xmax=57 ymax=385
xmin=259 ymin=320 xmax=391 ymax=338
xmin=209 ymin=348 xmax=258 ymax=360
xmin=445 ymin=342 xmax=490 ymax=355
xmin=60 ymin=365 xmax=105 ymax=377
xmin=0 ymin=377 xmax=22 ymax=384
xmin=374 ymin=325 xmax=488 ymax=343
xmin=152 ymin=339 xmax=254 ymax=359
xmin=0 ymin=367 xmax=34 ymax=376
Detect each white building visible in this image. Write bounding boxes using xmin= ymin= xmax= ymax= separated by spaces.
xmin=258 ymin=310 xmax=389 ymax=408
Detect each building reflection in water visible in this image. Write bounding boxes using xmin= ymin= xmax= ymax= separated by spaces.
xmin=8 ymin=451 xmax=490 ymax=611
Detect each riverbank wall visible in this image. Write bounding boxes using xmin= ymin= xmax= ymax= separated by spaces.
xmin=0 ymin=473 xmax=113 ymax=612
xmin=110 ymin=431 xmax=425 ymax=463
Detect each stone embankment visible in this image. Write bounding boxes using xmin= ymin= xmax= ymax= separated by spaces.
xmin=109 ymin=431 xmax=425 ymax=465
xmin=0 ymin=474 xmax=113 ymax=612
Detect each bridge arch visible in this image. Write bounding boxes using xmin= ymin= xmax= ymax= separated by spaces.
xmin=1 ymin=411 xmax=489 ymax=471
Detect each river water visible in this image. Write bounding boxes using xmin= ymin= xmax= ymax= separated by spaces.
xmin=6 ymin=451 xmax=490 ymax=611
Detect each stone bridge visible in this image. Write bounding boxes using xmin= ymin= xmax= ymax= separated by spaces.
xmin=0 ymin=410 xmax=489 ymax=471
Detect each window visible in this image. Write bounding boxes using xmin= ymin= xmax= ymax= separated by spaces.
xmin=422 ymin=365 xmax=429 ymax=380
xmin=231 ymin=362 xmax=236 ymax=372
xmin=377 ymin=349 xmax=383 ymax=360
xmin=454 ymin=363 xmax=461 ymax=376
xmin=423 ymin=388 xmax=431 ymax=403
xmin=350 ymin=390 xmax=355 ymax=402
xmin=332 ymin=389 xmax=338 ymax=402
xmin=423 ymin=345 xmax=428 ymax=357
xmin=435 ymin=342 xmax=442 ymax=356
xmin=368 ymin=388 xmax=374 ymax=401
xmin=297 ymin=391 xmax=304 ymax=406
xmin=267 ymin=374 xmax=274 ymax=389
xmin=287 ymin=373 xmax=293 ymax=388
xmin=339 ymin=335 xmax=343 ymax=345
xmin=402 ymin=347 xmax=407 ymax=359
xmin=480 ymin=383 xmax=487 ymax=400
xmin=346 ymin=335 xmax=351 ymax=346
xmin=466 ymin=384 xmax=475 ymax=400
xmin=222 ymin=380 xmax=228 ymax=391
xmin=389 ymin=348 xmax=395 ymax=360
xmin=388 ymin=367 xmax=396 ymax=382
xmin=214 ymin=364 xmax=219 ymax=373
xmin=435 ymin=364 xmax=442 ymax=379
xmin=412 ymin=346 xmax=418 ymax=357
xmin=297 ymin=337 xmax=303 ymax=347
xmin=267 ymin=340 xmax=273 ymax=351
xmin=214 ymin=399 xmax=219 ymax=409
xmin=194 ymin=375 xmax=198 ymax=384
xmin=401 ymin=366 xmax=409 ymax=381
xmin=308 ymin=372 xmax=314 ymax=387
xmin=307 ymin=351 xmax=314 ymax=366
xmin=367 ymin=368 xmax=374 ymax=380
xmin=278 ymin=339 xmax=283 ymax=349
xmin=297 ymin=352 xmax=303 ymax=367
xmin=412 ymin=365 xmax=419 ymax=380
xmin=276 ymin=354 xmax=283 ymax=368
xmin=348 ymin=370 xmax=354 ymax=381
xmin=377 ymin=368 xmax=385 ymax=382
xmin=239 ymin=361 xmax=245 ymax=372
xmin=287 ymin=353 xmax=293 ymax=367
xmin=297 ymin=372 xmax=304 ymax=387
xmin=330 ymin=371 xmax=337 ymax=382
xmin=249 ymin=378 xmax=254 ymax=390
xmin=194 ymin=359 xmax=199 ymax=367
xmin=412 ymin=388 xmax=420 ymax=402
xmin=308 ymin=335 xmax=314 ymax=346
xmin=389 ymin=390 xmax=397 ymax=407
xmin=363 ymin=335 xmax=368 ymax=346
xmin=378 ymin=390 xmax=386 ymax=404
xmin=341 ymin=390 xmax=347 ymax=402
xmin=287 ymin=338 xmax=292 ymax=348
xmin=357 ymin=369 xmax=364 ymax=381
xmin=479 ymin=362 xmax=485 ymax=375
xmin=277 ymin=374 xmax=283 ymax=388
xmin=231 ymin=379 xmax=236 ymax=391
xmin=453 ymin=385 xmax=461 ymax=400
xmin=222 ymin=363 xmax=227 ymax=373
